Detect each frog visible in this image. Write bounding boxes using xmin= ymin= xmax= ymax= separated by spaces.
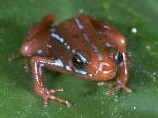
xmin=19 ymin=13 xmax=132 ymax=107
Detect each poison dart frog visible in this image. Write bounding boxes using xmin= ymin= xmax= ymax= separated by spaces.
xmin=19 ymin=13 xmax=132 ymax=107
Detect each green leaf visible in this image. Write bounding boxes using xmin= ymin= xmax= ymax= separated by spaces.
xmin=0 ymin=0 xmax=158 ymax=118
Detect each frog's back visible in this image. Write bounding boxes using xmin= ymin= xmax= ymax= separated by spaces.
xmin=49 ymin=15 xmax=116 ymax=65
xmin=49 ymin=17 xmax=95 ymax=65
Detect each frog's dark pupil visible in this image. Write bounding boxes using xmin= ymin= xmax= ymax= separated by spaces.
xmin=72 ymin=54 xmax=85 ymax=70
xmin=117 ymin=51 xmax=123 ymax=65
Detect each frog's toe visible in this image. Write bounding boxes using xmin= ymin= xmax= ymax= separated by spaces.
xmin=42 ymin=88 xmax=71 ymax=107
xmin=98 ymin=81 xmax=132 ymax=94
xmin=121 ymin=85 xmax=132 ymax=93
xmin=104 ymin=85 xmax=121 ymax=95
xmin=98 ymin=81 xmax=116 ymax=86
xmin=48 ymin=94 xmax=71 ymax=107
xmin=104 ymin=84 xmax=132 ymax=95
xmin=49 ymin=88 xmax=64 ymax=93
xmin=24 ymin=64 xmax=30 ymax=73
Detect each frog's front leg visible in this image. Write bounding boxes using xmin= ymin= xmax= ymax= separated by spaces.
xmin=98 ymin=55 xmax=132 ymax=94
xmin=107 ymin=36 xmax=132 ymax=94
xmin=31 ymin=56 xmax=71 ymax=107
xmin=99 ymin=35 xmax=132 ymax=94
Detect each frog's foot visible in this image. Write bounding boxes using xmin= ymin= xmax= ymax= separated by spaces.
xmin=98 ymin=81 xmax=132 ymax=94
xmin=23 ymin=58 xmax=31 ymax=73
xmin=8 ymin=54 xmax=31 ymax=72
xmin=41 ymin=88 xmax=71 ymax=107
xmin=8 ymin=54 xmax=22 ymax=62
xmin=23 ymin=63 xmax=30 ymax=73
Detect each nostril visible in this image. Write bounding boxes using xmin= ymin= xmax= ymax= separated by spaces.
xmin=115 ymin=51 xmax=123 ymax=65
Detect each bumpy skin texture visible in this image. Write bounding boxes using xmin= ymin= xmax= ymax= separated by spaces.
xmin=20 ymin=13 xmax=132 ymax=107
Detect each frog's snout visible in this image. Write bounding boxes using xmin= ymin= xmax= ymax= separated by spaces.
xmin=89 ymin=55 xmax=116 ymax=80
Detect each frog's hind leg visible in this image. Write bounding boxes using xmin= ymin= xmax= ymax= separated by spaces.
xmin=8 ymin=53 xmax=22 ymax=61
xmin=8 ymin=54 xmax=31 ymax=72
xmin=27 ymin=13 xmax=56 ymax=39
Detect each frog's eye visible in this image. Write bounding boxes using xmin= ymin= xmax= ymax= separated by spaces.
xmin=115 ymin=51 xmax=123 ymax=65
xmin=72 ymin=52 xmax=87 ymax=70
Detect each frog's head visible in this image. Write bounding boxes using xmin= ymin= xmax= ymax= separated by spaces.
xmin=57 ymin=14 xmax=124 ymax=80
xmin=71 ymin=45 xmax=122 ymax=80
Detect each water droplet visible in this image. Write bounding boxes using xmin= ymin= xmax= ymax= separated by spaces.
xmin=114 ymin=95 xmax=119 ymax=102
xmin=146 ymin=45 xmax=151 ymax=50
xmin=0 ymin=38 xmax=3 ymax=42
xmin=153 ymin=72 xmax=156 ymax=76
xmin=59 ymin=107 xmax=62 ymax=111
xmin=100 ymin=111 xmax=104 ymax=114
xmin=153 ymin=77 xmax=156 ymax=82
xmin=131 ymin=27 xmax=137 ymax=34
xmin=79 ymin=8 xmax=84 ymax=13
